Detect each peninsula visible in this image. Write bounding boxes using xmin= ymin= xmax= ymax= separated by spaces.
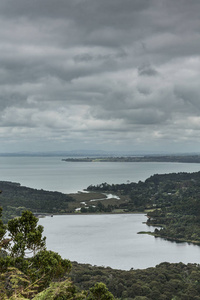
xmin=62 ymin=154 xmax=200 ymax=163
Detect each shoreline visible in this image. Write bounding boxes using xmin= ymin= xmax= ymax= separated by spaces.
xmin=62 ymin=154 xmax=200 ymax=163
xmin=35 ymin=211 xmax=146 ymax=218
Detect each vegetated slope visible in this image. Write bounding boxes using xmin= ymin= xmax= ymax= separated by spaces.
xmin=70 ymin=261 xmax=200 ymax=300
xmin=87 ymin=171 xmax=200 ymax=244
xmin=0 ymin=181 xmax=74 ymax=222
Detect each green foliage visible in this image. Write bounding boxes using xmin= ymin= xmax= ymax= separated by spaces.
xmin=0 ymin=210 xmax=72 ymax=297
xmin=32 ymin=279 xmax=86 ymax=300
xmin=0 ymin=209 xmax=116 ymax=300
xmin=0 ymin=251 xmax=72 ymax=299
xmin=0 ymin=181 xmax=75 ymax=222
xmin=71 ymin=261 xmax=200 ymax=300
xmin=88 ymin=282 xmax=115 ymax=300
xmin=30 ymin=250 xmax=72 ymax=288
xmin=7 ymin=210 xmax=46 ymax=258
xmin=87 ymin=171 xmax=200 ymax=244
xmin=0 ymin=267 xmax=37 ymax=299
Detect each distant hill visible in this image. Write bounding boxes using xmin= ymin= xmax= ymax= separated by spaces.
xmin=1 ymin=150 xmax=200 ymax=157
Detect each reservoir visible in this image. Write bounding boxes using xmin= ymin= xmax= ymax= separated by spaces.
xmin=39 ymin=213 xmax=200 ymax=270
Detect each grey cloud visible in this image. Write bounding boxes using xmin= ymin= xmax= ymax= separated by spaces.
xmin=0 ymin=0 xmax=200 ymax=152
xmin=138 ymin=64 xmax=159 ymax=76
xmin=73 ymin=49 xmax=127 ymax=63
xmin=0 ymin=0 xmax=150 ymax=22
xmin=174 ymin=85 xmax=200 ymax=113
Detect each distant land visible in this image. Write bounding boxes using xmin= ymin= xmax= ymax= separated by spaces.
xmin=62 ymin=155 xmax=200 ymax=163
xmin=0 ymin=150 xmax=200 ymax=157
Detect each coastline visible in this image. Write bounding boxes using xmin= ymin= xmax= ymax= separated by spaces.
xmin=62 ymin=154 xmax=200 ymax=163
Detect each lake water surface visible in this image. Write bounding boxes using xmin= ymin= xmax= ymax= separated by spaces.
xmin=39 ymin=214 xmax=200 ymax=270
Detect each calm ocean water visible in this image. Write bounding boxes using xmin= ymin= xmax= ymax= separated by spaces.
xmin=0 ymin=156 xmax=200 ymax=193
xmin=1 ymin=156 xmax=200 ymax=270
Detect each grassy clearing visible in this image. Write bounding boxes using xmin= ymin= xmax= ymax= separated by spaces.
xmin=66 ymin=191 xmax=128 ymax=212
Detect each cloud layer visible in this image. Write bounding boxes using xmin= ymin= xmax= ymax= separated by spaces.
xmin=0 ymin=0 xmax=200 ymax=152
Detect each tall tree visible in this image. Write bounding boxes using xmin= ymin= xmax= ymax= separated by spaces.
xmin=7 ymin=210 xmax=46 ymax=258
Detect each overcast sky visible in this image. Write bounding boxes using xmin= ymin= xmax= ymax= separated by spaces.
xmin=0 ymin=0 xmax=200 ymax=153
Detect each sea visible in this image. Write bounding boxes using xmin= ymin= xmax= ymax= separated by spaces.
xmin=1 ymin=156 xmax=200 ymax=193
xmin=0 ymin=156 xmax=200 ymax=270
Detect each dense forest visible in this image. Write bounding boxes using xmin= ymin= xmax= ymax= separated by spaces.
xmin=0 ymin=181 xmax=74 ymax=223
xmin=87 ymin=171 xmax=200 ymax=245
xmin=70 ymin=261 xmax=200 ymax=300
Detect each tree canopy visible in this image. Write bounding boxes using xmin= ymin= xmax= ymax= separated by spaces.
xmin=7 ymin=210 xmax=46 ymax=258
xmin=0 ymin=209 xmax=115 ymax=299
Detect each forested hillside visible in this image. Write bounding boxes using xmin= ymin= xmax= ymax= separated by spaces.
xmin=0 ymin=181 xmax=74 ymax=222
xmin=87 ymin=171 xmax=200 ymax=244
xmin=70 ymin=261 xmax=200 ymax=299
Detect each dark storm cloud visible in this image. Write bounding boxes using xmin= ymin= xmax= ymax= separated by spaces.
xmin=0 ymin=0 xmax=200 ymax=152
xmin=138 ymin=64 xmax=159 ymax=77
